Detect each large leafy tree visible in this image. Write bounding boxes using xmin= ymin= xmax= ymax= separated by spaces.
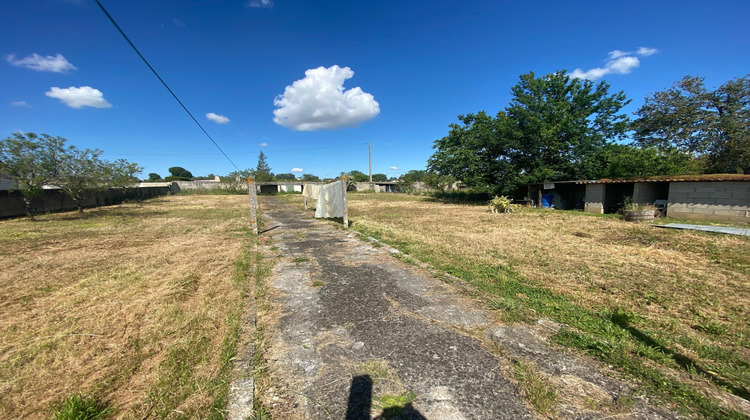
xmin=347 ymin=170 xmax=369 ymax=182
xmin=1 ymin=132 xmax=141 ymax=216
xmin=595 ymin=144 xmax=700 ymax=178
xmin=301 ymin=174 xmax=321 ymax=182
xmin=53 ymin=147 xmax=108 ymax=213
xmin=429 ymin=71 xmax=630 ymax=194
xmin=0 ymin=133 xmax=67 ymax=217
xmin=632 ymin=75 xmax=750 ymax=174
xmin=167 ymin=166 xmax=193 ymax=180
xmin=428 ymin=111 xmax=514 ymax=193
xmin=505 ymin=71 xmax=630 ymax=183
xmin=106 ymin=159 xmax=143 ymax=191
xmin=275 ymin=173 xmax=296 ymax=181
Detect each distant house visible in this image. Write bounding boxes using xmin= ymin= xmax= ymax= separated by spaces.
xmin=355 ymin=181 xmax=398 ymax=193
xmin=528 ymin=174 xmax=750 ymax=223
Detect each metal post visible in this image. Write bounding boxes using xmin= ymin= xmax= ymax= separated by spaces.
xmin=247 ymin=177 xmax=258 ymax=235
xmin=341 ymin=175 xmax=349 ymax=228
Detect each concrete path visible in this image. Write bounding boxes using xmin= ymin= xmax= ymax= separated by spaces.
xmin=653 ymin=223 xmax=750 ymax=237
xmin=255 ymin=197 xmax=679 ymax=420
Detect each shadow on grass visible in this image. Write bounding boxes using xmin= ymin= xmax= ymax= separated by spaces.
xmin=424 ymin=191 xmax=491 ymax=206
xmin=609 ymin=312 xmax=750 ymax=401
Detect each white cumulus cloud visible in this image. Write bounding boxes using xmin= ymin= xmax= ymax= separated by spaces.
xmin=291 ymin=168 xmax=304 ymax=173
xmin=569 ymin=47 xmax=657 ymax=81
xmin=259 ymin=142 xmax=268 ymax=147
xmin=11 ymin=101 xmax=31 ymax=107
xmin=45 ymin=86 xmax=112 ymax=109
xmin=7 ymin=53 xmax=77 ymax=73
xmin=273 ymin=65 xmax=380 ymax=131
xmin=206 ymin=112 xmax=230 ymax=124
xmin=247 ymin=0 xmax=273 ymax=8
xmin=389 ymin=166 xmax=399 ymax=170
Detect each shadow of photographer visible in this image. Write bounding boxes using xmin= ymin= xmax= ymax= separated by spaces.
xmin=345 ymin=375 xmax=427 ymax=420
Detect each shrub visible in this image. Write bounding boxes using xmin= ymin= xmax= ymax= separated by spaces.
xmin=489 ymin=195 xmax=514 ymax=213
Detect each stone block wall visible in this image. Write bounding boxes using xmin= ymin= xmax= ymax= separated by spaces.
xmin=0 ymin=186 xmax=171 ymax=218
xmin=667 ymin=181 xmax=750 ymax=223
xmin=584 ymin=184 xmax=605 ymax=214
xmin=633 ymin=183 xmax=662 ymax=205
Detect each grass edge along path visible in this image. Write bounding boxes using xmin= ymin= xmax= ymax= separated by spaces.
xmin=350 ymin=222 xmax=747 ymax=420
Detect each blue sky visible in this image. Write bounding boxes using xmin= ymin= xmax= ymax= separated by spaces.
xmin=2 ymin=1 xmax=749 ymax=180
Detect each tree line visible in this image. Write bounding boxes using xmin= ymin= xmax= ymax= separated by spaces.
xmin=427 ymin=71 xmax=749 ymax=196
xmin=0 ymin=132 xmax=142 ymax=217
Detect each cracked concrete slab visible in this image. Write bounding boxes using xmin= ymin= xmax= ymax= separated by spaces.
xmin=254 ymin=196 xmax=682 ymax=420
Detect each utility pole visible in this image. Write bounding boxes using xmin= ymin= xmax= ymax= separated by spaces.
xmin=368 ymin=143 xmax=372 ymax=183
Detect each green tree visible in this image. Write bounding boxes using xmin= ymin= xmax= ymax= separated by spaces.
xmin=399 ymin=170 xmax=427 ymax=183
xmin=53 ymin=147 xmax=108 ymax=213
xmin=371 ymin=173 xmax=387 ymax=182
xmin=251 ymin=151 xmax=274 ymax=182
xmin=429 ymin=71 xmax=630 ymax=194
xmin=275 ymin=173 xmax=296 ymax=181
xmin=632 ymin=75 xmax=750 ymax=174
xmin=398 ymin=170 xmax=426 ymax=192
xmin=167 ymin=166 xmax=193 ymax=180
xmin=106 ymin=159 xmax=142 ymax=190
xmin=148 ymin=172 xmax=162 ymax=181
xmin=347 ymin=170 xmax=369 ymax=182
xmin=596 ymin=144 xmax=700 ymax=178
xmin=506 ymin=71 xmax=630 ymax=183
xmin=428 ymin=111 xmax=513 ymax=193
xmin=0 ymin=132 xmax=66 ymax=218
xmin=301 ymin=174 xmax=321 ymax=182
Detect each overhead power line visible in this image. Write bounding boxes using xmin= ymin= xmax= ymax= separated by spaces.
xmin=93 ymin=0 xmax=241 ymax=171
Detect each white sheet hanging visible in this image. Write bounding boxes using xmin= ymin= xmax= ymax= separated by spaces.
xmin=315 ymin=180 xmax=345 ymax=218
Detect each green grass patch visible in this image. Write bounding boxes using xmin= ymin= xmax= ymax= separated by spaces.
xmin=52 ymin=394 xmax=112 ymax=420
xmin=511 ymin=359 xmax=557 ymax=415
xmin=376 ymin=391 xmax=417 ymax=419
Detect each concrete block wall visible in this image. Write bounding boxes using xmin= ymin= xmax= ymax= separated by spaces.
xmin=584 ymin=184 xmax=605 ymax=214
xmin=355 ymin=182 xmax=387 ymax=193
xmin=0 ymin=186 xmax=171 ymax=219
xmin=633 ymin=183 xmax=661 ymax=205
xmin=174 ymin=180 xmax=225 ymax=190
xmin=667 ymin=181 xmax=750 ymax=223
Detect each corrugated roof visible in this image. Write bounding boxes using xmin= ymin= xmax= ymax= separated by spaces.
xmin=579 ymin=174 xmax=750 ymax=184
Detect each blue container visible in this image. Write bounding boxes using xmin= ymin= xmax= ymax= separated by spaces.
xmin=542 ymin=194 xmax=555 ymax=208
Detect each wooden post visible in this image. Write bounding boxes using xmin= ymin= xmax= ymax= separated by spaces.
xmin=341 ymin=175 xmax=349 ymax=228
xmin=537 ymin=186 xmax=542 ymax=208
xmin=303 ymin=183 xmax=308 ymax=210
xmin=247 ymin=177 xmax=258 ymax=235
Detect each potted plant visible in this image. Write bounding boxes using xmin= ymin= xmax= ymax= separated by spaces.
xmin=622 ymin=196 xmax=655 ymax=222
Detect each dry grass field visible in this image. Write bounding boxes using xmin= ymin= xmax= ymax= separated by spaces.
xmin=0 ymin=195 xmax=258 ymax=419
xmin=344 ymin=193 xmax=750 ymax=418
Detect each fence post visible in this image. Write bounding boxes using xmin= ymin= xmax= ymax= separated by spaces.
xmin=303 ymin=183 xmax=308 ymax=210
xmin=341 ymin=175 xmax=349 ymax=228
xmin=247 ymin=177 xmax=259 ymax=235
